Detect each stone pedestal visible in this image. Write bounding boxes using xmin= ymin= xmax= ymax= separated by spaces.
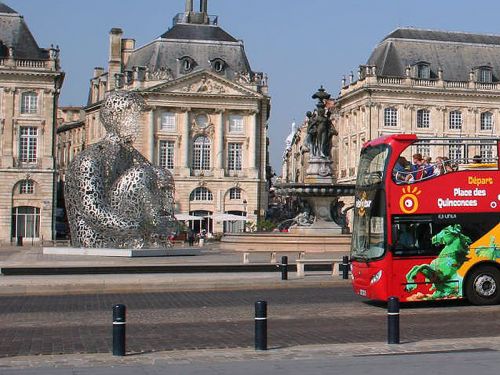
xmin=289 ymin=194 xmax=343 ymax=235
xmin=305 ymin=157 xmax=333 ymax=184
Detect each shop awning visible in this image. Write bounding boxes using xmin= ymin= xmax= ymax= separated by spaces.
xmin=175 ymin=214 xmax=204 ymax=221
xmin=206 ymin=213 xmax=248 ymax=221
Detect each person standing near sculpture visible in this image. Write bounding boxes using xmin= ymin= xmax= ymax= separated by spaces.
xmin=64 ymin=91 xmax=177 ymax=249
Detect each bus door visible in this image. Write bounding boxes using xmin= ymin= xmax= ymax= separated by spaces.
xmin=391 ymin=216 xmax=452 ymax=302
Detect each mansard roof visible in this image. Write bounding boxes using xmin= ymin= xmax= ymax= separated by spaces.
xmin=0 ymin=2 xmax=48 ymax=59
xmin=125 ymin=23 xmax=251 ymax=81
xmin=367 ymin=28 xmax=500 ymax=81
xmin=0 ymin=2 xmax=16 ymax=14
xmin=160 ymin=23 xmax=238 ymax=42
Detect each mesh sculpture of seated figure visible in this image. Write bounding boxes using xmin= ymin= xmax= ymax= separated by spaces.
xmin=65 ymin=91 xmax=176 ymax=248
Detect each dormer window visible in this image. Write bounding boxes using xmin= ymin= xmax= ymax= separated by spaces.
xmin=476 ymin=66 xmax=493 ymax=83
xmin=210 ymin=58 xmax=226 ymax=73
xmin=179 ymin=56 xmax=195 ymax=73
xmin=414 ymin=62 xmax=431 ymax=79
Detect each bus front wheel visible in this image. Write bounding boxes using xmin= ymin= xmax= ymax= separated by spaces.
xmin=466 ymin=266 xmax=500 ymax=305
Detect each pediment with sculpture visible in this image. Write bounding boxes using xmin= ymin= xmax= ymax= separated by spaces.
xmin=145 ymin=71 xmax=263 ymax=98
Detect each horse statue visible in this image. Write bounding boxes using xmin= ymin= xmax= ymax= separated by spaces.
xmin=405 ymin=224 xmax=471 ymax=300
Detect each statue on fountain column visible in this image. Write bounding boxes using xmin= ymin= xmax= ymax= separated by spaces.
xmin=305 ymin=87 xmax=338 ymax=181
xmin=306 ymin=106 xmax=337 ymax=159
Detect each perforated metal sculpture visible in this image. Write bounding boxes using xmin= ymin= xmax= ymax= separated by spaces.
xmin=65 ymin=91 xmax=177 ymax=248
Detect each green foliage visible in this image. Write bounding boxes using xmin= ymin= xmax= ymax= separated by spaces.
xmin=246 ymin=220 xmax=276 ymax=232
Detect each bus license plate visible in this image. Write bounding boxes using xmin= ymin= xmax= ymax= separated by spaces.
xmin=359 ymin=289 xmax=367 ymax=296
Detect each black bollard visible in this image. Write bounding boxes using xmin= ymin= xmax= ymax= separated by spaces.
xmin=255 ymin=301 xmax=267 ymax=350
xmin=341 ymin=255 xmax=350 ymax=279
xmin=113 ymin=304 xmax=126 ymax=356
xmin=281 ymin=256 xmax=288 ymax=280
xmin=387 ymin=297 xmax=400 ymax=344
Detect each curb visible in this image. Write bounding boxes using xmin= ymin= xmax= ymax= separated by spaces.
xmin=0 ymin=263 xmax=344 ymax=276
xmin=0 ymin=274 xmax=349 ymax=296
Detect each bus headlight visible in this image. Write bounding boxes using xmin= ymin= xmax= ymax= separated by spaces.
xmin=370 ymin=270 xmax=383 ymax=285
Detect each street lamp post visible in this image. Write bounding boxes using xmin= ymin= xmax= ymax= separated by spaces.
xmin=243 ymin=199 xmax=247 ymax=232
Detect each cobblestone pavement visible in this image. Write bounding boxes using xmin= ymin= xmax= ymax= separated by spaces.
xmin=1 ymin=284 xmax=500 ymax=358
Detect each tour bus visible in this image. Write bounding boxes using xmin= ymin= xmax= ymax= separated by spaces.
xmin=350 ymin=134 xmax=500 ymax=305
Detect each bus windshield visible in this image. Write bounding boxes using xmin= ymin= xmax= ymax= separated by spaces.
xmin=351 ymin=145 xmax=390 ymax=261
xmin=355 ymin=145 xmax=390 ymax=187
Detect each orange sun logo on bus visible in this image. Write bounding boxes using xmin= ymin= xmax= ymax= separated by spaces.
xmin=399 ymin=186 xmax=422 ymax=214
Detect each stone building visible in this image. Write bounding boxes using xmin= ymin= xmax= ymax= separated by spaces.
xmin=336 ymin=28 xmax=500 ymax=184
xmin=84 ymin=0 xmax=270 ymax=234
xmin=0 ymin=3 xmax=64 ymax=244
xmin=56 ymin=107 xmax=85 ymax=185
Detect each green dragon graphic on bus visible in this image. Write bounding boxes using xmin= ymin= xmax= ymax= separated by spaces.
xmin=405 ymin=224 xmax=471 ymax=300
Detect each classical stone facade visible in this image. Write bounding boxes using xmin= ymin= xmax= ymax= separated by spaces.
xmin=84 ymin=0 xmax=270 ymax=234
xmin=0 ymin=3 xmax=64 ymax=244
xmin=56 ymin=107 xmax=85 ymax=184
xmin=336 ymin=28 xmax=500 ymax=184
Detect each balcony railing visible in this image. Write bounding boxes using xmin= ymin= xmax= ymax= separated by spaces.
xmin=0 ymin=58 xmax=53 ymax=70
xmin=342 ymin=74 xmax=500 ymax=94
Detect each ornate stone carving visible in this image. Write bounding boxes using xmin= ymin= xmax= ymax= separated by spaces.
xmin=235 ymin=71 xmax=252 ymax=84
xmin=147 ymin=67 xmax=174 ymax=81
xmin=182 ymin=76 xmax=226 ymax=94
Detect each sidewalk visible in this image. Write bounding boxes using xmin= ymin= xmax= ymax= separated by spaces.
xmin=1 ymin=336 xmax=499 ymax=371
xmin=0 ymin=245 xmax=348 ymax=295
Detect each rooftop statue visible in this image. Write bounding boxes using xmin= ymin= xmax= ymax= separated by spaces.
xmin=65 ymin=91 xmax=177 ymax=248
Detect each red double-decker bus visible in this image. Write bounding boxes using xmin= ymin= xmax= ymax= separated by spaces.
xmin=350 ymin=134 xmax=500 ymax=305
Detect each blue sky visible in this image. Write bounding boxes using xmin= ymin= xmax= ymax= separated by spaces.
xmin=11 ymin=0 xmax=500 ymax=172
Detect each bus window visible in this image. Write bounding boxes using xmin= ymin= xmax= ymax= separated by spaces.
xmin=392 ymin=219 xmax=441 ymax=256
xmin=392 ymin=213 xmax=498 ymax=257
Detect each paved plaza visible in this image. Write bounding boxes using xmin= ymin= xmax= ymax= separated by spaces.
xmin=1 ymin=245 xmax=500 ymax=374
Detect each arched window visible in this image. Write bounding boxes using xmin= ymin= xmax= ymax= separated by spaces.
xmin=11 ymin=206 xmax=40 ymax=238
xmin=210 ymin=58 xmax=226 ymax=73
xmin=179 ymin=56 xmax=195 ymax=73
xmin=21 ymin=91 xmax=38 ymax=114
xmin=384 ymin=107 xmax=398 ymax=127
xmin=449 ymin=110 xmax=462 ymax=130
xmin=480 ymin=111 xmax=493 ymax=131
xmin=416 ymin=109 xmax=430 ymax=128
xmin=190 ymin=187 xmax=213 ymax=201
xmin=192 ymin=136 xmax=211 ymax=170
xmin=229 ymin=187 xmax=242 ymax=200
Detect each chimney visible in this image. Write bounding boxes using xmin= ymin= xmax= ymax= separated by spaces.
xmin=121 ymin=38 xmax=135 ymax=67
xmin=185 ymin=0 xmax=193 ymax=12
xmin=108 ymin=28 xmax=123 ymax=90
xmin=200 ymin=0 xmax=207 ymax=12
xmin=93 ymin=67 xmax=104 ymax=78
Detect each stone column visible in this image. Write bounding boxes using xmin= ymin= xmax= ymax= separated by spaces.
xmin=182 ymin=108 xmax=191 ymax=175
xmin=149 ymin=108 xmax=156 ymax=162
xmin=2 ymin=88 xmax=14 ymax=166
xmin=248 ymin=111 xmax=258 ymax=175
xmin=215 ymin=109 xmax=224 ymax=177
